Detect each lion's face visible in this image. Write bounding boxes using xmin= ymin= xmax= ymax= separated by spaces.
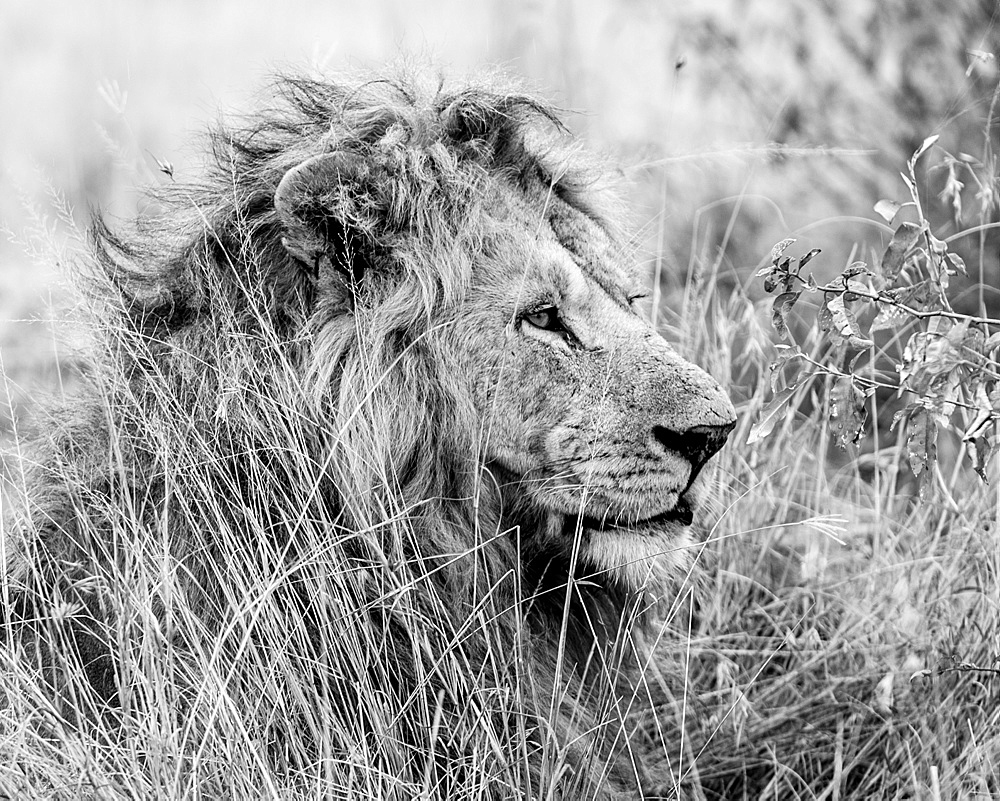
xmin=452 ymin=179 xmax=737 ymax=585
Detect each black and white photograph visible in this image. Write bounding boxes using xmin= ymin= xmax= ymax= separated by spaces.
xmin=1 ymin=2 xmax=998 ymax=798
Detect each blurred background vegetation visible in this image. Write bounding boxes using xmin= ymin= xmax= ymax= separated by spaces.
xmin=2 ymin=0 xmax=999 ymax=438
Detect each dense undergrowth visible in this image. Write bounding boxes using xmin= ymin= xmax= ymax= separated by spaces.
xmin=2 ymin=195 xmax=999 ymax=799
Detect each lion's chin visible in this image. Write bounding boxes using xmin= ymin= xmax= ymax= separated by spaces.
xmin=577 ymin=496 xmax=694 ymax=531
xmin=580 ymin=524 xmax=699 ymax=592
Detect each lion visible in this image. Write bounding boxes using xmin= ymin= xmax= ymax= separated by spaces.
xmin=3 ymin=68 xmax=735 ymax=799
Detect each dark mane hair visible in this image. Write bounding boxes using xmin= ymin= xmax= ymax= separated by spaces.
xmin=96 ymin=72 xmax=573 ymax=335
xmin=7 ymin=68 xmax=665 ymax=799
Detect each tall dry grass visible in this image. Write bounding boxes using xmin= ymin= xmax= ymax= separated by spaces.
xmin=2 ymin=152 xmax=999 ymax=799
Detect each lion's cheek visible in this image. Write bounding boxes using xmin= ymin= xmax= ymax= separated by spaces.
xmin=468 ymin=345 xmax=578 ymax=474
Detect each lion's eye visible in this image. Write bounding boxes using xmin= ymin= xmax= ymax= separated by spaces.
xmin=524 ymin=306 xmax=567 ymax=332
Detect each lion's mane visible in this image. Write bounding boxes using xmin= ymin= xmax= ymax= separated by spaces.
xmin=7 ymin=70 xmax=674 ymax=798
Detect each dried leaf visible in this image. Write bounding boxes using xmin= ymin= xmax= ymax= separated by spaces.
xmin=899 ymin=332 xmax=959 ymax=393
xmin=880 ymin=222 xmax=923 ymax=284
xmin=945 ymin=251 xmax=967 ymax=276
xmin=830 ymin=376 xmax=867 ymax=448
xmin=771 ymin=291 xmax=801 ymax=341
xmin=874 ymin=198 xmax=903 ymax=223
xmin=769 ymin=238 xmax=797 ymax=267
xmin=826 ymin=295 xmax=874 ymax=350
xmin=818 ymin=301 xmax=833 ymax=334
xmin=747 ymin=387 xmax=797 ymax=445
xmin=906 ymin=407 xmax=938 ymax=481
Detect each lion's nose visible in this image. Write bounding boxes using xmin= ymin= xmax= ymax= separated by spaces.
xmin=652 ymin=421 xmax=735 ymax=474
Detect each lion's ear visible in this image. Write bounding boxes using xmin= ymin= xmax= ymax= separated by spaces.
xmin=274 ymin=152 xmax=387 ymax=286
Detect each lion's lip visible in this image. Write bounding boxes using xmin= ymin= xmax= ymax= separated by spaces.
xmin=577 ymin=496 xmax=694 ymax=532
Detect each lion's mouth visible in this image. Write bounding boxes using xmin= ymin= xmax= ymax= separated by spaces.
xmin=574 ymin=496 xmax=694 ymax=532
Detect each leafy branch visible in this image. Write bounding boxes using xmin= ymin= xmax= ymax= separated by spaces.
xmin=751 ymin=134 xmax=1000 ymax=495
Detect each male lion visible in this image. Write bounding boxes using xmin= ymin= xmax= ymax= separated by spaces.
xmin=4 ymin=69 xmax=735 ymax=799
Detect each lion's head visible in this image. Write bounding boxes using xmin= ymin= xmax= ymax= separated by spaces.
xmin=11 ymin=69 xmax=736 ymax=798
xmin=270 ymin=77 xmax=735 ymax=593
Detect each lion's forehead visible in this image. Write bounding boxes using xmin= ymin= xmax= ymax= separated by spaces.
xmin=493 ymin=199 xmax=636 ymax=313
xmin=545 ymin=192 xmax=637 ymax=293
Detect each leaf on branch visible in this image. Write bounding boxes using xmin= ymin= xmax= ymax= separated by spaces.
xmin=874 ymin=199 xmax=903 ymax=223
xmin=966 ymin=436 xmax=993 ymax=484
xmin=818 ymin=300 xmax=833 ymax=334
xmin=842 ymin=262 xmax=875 ymax=298
xmin=826 ymin=295 xmax=874 ymax=350
xmin=941 ymin=370 xmax=962 ymax=417
xmin=965 ymin=431 xmax=993 ymax=484
xmin=883 ymin=280 xmax=933 ymax=312
xmin=890 ymin=405 xmax=916 ymax=433
xmin=961 ymin=327 xmax=985 ymax=361
xmin=945 ymin=317 xmax=971 ymax=348
xmin=760 ymin=256 xmax=792 ymax=294
xmin=871 ymin=302 xmax=911 ymax=333
xmin=830 ymin=376 xmax=867 ymax=448
xmin=769 ymin=346 xmax=804 ymax=392
xmin=964 ymin=394 xmax=994 ymax=484
xmin=747 ymin=386 xmax=798 ymax=445
xmin=767 ymin=238 xmax=797 ymax=269
xmin=944 ymin=319 xmax=986 ymax=371
xmin=771 ymin=291 xmax=801 ymax=341
xmin=880 ymin=222 xmax=923 ymax=285
xmin=842 ymin=261 xmax=872 ymax=280
xmin=906 ymin=406 xmax=938 ymax=496
xmin=798 ymin=248 xmax=822 ymax=270
xmin=928 ymin=232 xmax=948 ymax=257
xmin=945 ymin=252 xmax=967 ymax=276
xmin=899 ymin=331 xmax=960 ymax=393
